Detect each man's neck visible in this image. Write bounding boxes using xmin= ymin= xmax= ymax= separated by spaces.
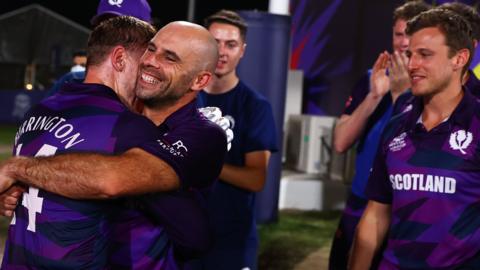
xmin=204 ymin=71 xmax=239 ymax=94
xmin=84 ymin=68 xmax=134 ymax=109
xmin=421 ymin=79 xmax=463 ymax=131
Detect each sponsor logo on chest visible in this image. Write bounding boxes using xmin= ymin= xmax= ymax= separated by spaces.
xmin=157 ymin=139 xmax=187 ymax=157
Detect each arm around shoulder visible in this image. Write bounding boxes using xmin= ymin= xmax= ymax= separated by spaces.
xmin=8 ymin=148 xmax=180 ymax=199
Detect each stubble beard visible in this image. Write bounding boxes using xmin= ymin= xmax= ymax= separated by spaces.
xmin=414 ymin=73 xmax=452 ymax=100
xmin=138 ymin=77 xmax=193 ymax=110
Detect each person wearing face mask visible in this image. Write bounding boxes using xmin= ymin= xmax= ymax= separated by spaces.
xmin=70 ymin=50 xmax=87 ymax=72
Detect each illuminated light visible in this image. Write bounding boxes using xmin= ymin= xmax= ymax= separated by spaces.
xmin=25 ymin=84 xmax=33 ymax=90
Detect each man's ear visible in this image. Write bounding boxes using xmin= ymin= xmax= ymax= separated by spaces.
xmin=239 ymin=42 xmax=246 ymax=59
xmin=111 ymin=46 xmax=126 ymax=72
xmin=190 ymin=71 xmax=212 ymax=92
xmin=453 ymin=48 xmax=470 ymax=71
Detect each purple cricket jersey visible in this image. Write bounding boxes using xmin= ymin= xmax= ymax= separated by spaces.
xmin=108 ymin=100 xmax=227 ymax=269
xmin=366 ymin=89 xmax=480 ymax=269
xmin=2 ymin=83 xmax=159 ymax=269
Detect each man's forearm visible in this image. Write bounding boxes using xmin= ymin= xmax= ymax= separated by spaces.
xmin=219 ymin=164 xmax=266 ymax=192
xmin=349 ymin=201 xmax=390 ymax=270
xmin=6 ymin=148 xmax=179 ymax=199
xmin=7 ymin=154 xmax=104 ymax=199
xmin=334 ymin=93 xmax=383 ymax=153
xmin=219 ymin=150 xmax=270 ymax=192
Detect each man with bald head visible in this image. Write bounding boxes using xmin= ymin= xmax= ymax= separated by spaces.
xmin=0 ymin=19 xmax=227 ymax=269
xmin=137 ymin=21 xmax=220 ymax=116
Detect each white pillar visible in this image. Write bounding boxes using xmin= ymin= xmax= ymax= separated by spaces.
xmin=187 ymin=0 xmax=196 ymax=22
xmin=269 ymin=0 xmax=290 ymax=15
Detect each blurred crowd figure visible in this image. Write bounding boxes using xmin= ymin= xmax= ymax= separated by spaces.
xmin=70 ymin=50 xmax=87 ymax=73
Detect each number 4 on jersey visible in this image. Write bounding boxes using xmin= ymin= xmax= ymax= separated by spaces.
xmin=11 ymin=144 xmax=58 ymax=232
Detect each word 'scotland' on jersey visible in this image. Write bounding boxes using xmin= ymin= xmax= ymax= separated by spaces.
xmin=14 ymin=116 xmax=85 ymax=149
xmin=389 ymin=173 xmax=456 ymax=194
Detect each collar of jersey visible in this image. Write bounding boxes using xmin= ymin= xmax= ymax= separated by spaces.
xmin=404 ymin=87 xmax=476 ymax=132
xmin=160 ymin=99 xmax=198 ymax=129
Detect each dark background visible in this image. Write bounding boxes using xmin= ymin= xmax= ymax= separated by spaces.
xmin=0 ymin=0 xmax=269 ymax=28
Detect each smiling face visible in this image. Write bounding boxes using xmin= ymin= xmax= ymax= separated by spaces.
xmin=135 ymin=24 xmax=200 ymax=108
xmin=407 ymin=27 xmax=457 ymax=97
xmin=208 ymin=22 xmax=245 ymax=78
xmin=135 ymin=22 xmax=217 ymax=109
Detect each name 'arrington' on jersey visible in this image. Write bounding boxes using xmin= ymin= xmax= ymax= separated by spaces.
xmin=14 ymin=115 xmax=85 ymax=149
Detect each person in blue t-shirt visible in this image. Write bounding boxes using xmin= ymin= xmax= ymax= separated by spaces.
xmin=351 ymin=9 xmax=480 ymax=269
xmin=186 ymin=10 xmax=277 ymax=270
xmin=329 ymin=2 xmax=430 ymax=269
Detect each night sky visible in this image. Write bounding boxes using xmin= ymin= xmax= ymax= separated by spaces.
xmin=0 ymin=0 xmax=269 ymax=28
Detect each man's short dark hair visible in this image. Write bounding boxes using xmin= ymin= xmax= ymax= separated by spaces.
xmin=393 ymin=0 xmax=431 ymax=23
xmin=406 ymin=9 xmax=474 ymax=75
xmin=73 ymin=50 xmax=86 ymax=58
xmin=204 ymin=10 xmax=247 ymax=41
xmin=87 ymin=16 xmax=156 ymax=67
xmin=438 ymin=2 xmax=480 ymax=42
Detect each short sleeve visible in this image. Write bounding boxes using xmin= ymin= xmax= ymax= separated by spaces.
xmin=139 ymin=122 xmax=227 ymax=189
xmin=244 ymin=99 xmax=278 ymax=153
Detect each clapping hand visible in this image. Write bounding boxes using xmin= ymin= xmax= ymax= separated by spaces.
xmin=389 ymin=51 xmax=411 ymax=100
xmin=370 ymin=51 xmax=390 ymax=99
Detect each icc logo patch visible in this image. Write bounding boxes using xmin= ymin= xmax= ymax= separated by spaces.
xmin=388 ymin=132 xmax=407 ymax=152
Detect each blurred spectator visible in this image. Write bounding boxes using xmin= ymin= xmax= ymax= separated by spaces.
xmin=71 ymin=50 xmax=87 ymax=72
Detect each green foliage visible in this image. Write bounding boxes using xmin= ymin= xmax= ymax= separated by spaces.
xmin=0 ymin=125 xmax=15 ymax=161
xmin=0 ymin=125 xmax=16 ymax=146
xmin=258 ymin=210 xmax=340 ymax=270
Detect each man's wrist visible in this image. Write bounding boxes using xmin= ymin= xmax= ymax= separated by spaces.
xmin=366 ymin=91 xmax=384 ymax=103
xmin=5 ymin=156 xmax=30 ymax=181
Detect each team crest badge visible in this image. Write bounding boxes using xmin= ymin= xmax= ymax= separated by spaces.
xmin=449 ymin=130 xmax=473 ymax=155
